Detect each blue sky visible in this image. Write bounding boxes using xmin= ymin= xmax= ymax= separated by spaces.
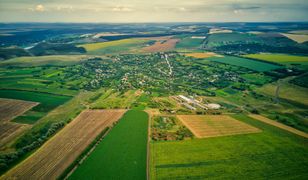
xmin=0 ymin=0 xmax=307 ymax=22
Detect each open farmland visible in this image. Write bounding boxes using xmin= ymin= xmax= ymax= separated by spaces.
xmin=243 ymin=53 xmax=308 ymax=64
xmin=185 ymin=52 xmax=220 ymax=59
xmin=281 ymin=33 xmax=308 ymax=43
xmin=175 ymin=35 xmax=204 ymax=50
xmin=0 ymin=55 xmax=89 ymax=67
xmin=69 ymin=110 xmax=148 ymax=180
xmin=0 ymin=98 xmax=38 ymax=148
xmin=257 ymin=80 xmax=308 ymax=106
xmin=142 ymin=38 xmax=180 ymax=53
xmin=177 ymin=115 xmax=261 ymax=138
xmin=79 ymin=39 xmax=149 ymax=54
xmin=249 ymin=114 xmax=308 ymax=138
xmin=0 ymin=90 xmax=71 ymax=124
xmin=205 ymin=56 xmax=281 ymax=72
xmin=150 ymin=115 xmax=308 ymax=179
xmin=1 ymin=109 xmax=126 ymax=180
xmin=0 ymin=98 xmax=38 ymax=122
xmin=0 ymin=123 xmax=31 ymax=149
xmin=90 ymin=89 xmax=140 ymax=109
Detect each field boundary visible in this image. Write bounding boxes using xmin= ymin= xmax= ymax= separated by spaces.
xmin=146 ymin=111 xmax=151 ymax=180
xmin=63 ymin=127 xmax=112 ymax=179
xmin=249 ymin=114 xmax=308 ymax=138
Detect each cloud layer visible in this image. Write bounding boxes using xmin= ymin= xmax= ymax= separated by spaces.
xmin=0 ymin=0 xmax=307 ymax=22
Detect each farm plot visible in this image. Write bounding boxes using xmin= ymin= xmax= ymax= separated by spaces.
xmin=281 ymin=33 xmax=308 ymax=43
xmin=206 ymin=56 xmax=281 ymax=72
xmin=79 ymin=39 xmax=149 ymax=54
xmin=69 ymin=110 xmax=148 ymax=180
xmin=0 ymin=123 xmax=31 ymax=149
xmin=177 ymin=115 xmax=261 ymax=138
xmin=0 ymin=98 xmax=38 ymax=122
xmin=0 ymin=55 xmax=89 ymax=67
xmin=0 ymin=90 xmax=71 ymax=124
xmin=142 ymin=38 xmax=180 ymax=53
xmin=243 ymin=53 xmax=308 ymax=64
xmin=185 ymin=52 xmax=221 ymax=59
xmin=150 ymin=115 xmax=308 ymax=180
xmin=0 ymin=98 xmax=38 ymax=148
xmin=1 ymin=109 xmax=126 ymax=180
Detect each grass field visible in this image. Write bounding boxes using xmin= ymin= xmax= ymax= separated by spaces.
xmin=150 ymin=114 xmax=308 ymax=179
xmin=79 ymin=39 xmax=149 ymax=54
xmin=177 ymin=115 xmax=261 ymax=138
xmin=1 ymin=109 xmax=126 ymax=179
xmin=257 ymin=80 xmax=308 ymax=106
xmin=243 ymin=54 xmax=308 ymax=64
xmin=0 ymin=55 xmax=89 ymax=67
xmin=0 ymin=67 xmax=78 ymax=96
xmin=90 ymin=90 xmax=140 ymax=109
xmin=0 ymin=90 xmax=71 ymax=124
xmin=175 ymin=36 xmax=204 ymax=49
xmin=205 ymin=56 xmax=281 ymax=72
xmin=69 ymin=110 xmax=148 ymax=180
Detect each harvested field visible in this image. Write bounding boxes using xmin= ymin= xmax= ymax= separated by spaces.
xmin=281 ymin=33 xmax=308 ymax=43
xmin=249 ymin=114 xmax=308 ymax=138
xmin=185 ymin=52 xmax=221 ymax=58
xmin=0 ymin=98 xmax=38 ymax=122
xmin=0 ymin=123 xmax=30 ymax=149
xmin=177 ymin=115 xmax=261 ymax=138
xmin=1 ymin=109 xmax=126 ymax=180
xmin=142 ymin=38 xmax=180 ymax=52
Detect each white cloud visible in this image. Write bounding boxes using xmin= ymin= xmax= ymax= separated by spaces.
xmin=111 ymin=6 xmax=133 ymax=12
xmin=35 ymin=4 xmax=45 ymax=12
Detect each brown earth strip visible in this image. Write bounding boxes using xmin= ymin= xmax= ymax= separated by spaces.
xmin=0 ymin=98 xmax=39 ymax=122
xmin=249 ymin=114 xmax=308 ymax=138
xmin=1 ymin=109 xmax=126 ymax=180
xmin=142 ymin=39 xmax=180 ymax=53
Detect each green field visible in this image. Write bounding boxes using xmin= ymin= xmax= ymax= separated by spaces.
xmin=257 ymin=80 xmax=308 ymax=106
xmin=69 ymin=110 xmax=149 ymax=180
xmin=0 ymin=55 xmax=89 ymax=67
xmin=150 ymin=114 xmax=308 ymax=179
xmin=90 ymin=90 xmax=139 ymax=109
xmin=79 ymin=39 xmax=149 ymax=54
xmin=206 ymin=33 xmax=261 ymax=47
xmin=244 ymin=54 xmax=308 ymax=64
xmin=175 ymin=36 xmax=204 ymax=49
xmin=205 ymin=56 xmax=281 ymax=72
xmin=0 ymin=89 xmax=71 ymax=124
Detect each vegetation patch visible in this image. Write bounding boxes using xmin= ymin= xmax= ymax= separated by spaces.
xmin=69 ymin=110 xmax=148 ymax=180
xmin=2 ymin=109 xmax=126 ymax=179
xmin=206 ymin=56 xmax=281 ymax=72
xmin=243 ymin=54 xmax=308 ymax=64
xmin=150 ymin=115 xmax=308 ymax=180
xmin=151 ymin=116 xmax=193 ymax=141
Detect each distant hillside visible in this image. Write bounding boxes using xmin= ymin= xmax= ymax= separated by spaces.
xmin=29 ymin=42 xmax=86 ymax=56
xmin=0 ymin=46 xmax=30 ymax=60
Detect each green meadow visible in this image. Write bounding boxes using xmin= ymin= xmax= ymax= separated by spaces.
xmin=150 ymin=114 xmax=308 ymax=179
xmin=69 ymin=110 xmax=149 ymax=180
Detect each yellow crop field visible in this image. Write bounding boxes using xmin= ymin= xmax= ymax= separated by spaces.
xmin=177 ymin=115 xmax=261 ymax=138
xmin=79 ymin=39 xmax=146 ymax=51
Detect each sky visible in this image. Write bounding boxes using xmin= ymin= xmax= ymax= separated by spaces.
xmin=0 ymin=0 xmax=308 ymax=23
